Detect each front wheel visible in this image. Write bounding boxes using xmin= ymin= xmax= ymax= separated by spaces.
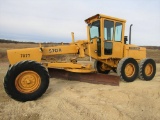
xmin=4 ymin=60 xmax=49 ymax=102
xmin=117 ymin=58 xmax=139 ymax=82
xmin=139 ymin=58 xmax=156 ymax=81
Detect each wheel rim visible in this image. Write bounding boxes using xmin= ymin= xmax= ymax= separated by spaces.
xmin=145 ymin=63 xmax=153 ymax=76
xmin=125 ymin=63 xmax=135 ymax=77
xmin=15 ymin=71 xmax=41 ymax=93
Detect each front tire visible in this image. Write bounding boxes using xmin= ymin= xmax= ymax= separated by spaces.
xmin=4 ymin=60 xmax=49 ymax=102
xmin=139 ymin=58 xmax=156 ymax=81
xmin=117 ymin=58 xmax=139 ymax=82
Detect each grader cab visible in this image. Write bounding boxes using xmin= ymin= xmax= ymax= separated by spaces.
xmin=4 ymin=14 xmax=156 ymax=102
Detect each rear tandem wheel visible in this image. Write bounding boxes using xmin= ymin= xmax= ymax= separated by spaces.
xmin=4 ymin=60 xmax=49 ymax=102
xmin=117 ymin=58 xmax=139 ymax=82
xmin=139 ymin=58 xmax=156 ymax=80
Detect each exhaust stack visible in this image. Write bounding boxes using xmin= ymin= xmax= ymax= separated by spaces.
xmin=129 ymin=24 xmax=133 ymax=44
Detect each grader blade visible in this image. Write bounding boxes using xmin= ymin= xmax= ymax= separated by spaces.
xmin=48 ymin=68 xmax=119 ymax=86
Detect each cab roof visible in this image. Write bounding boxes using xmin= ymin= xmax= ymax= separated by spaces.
xmin=85 ymin=14 xmax=126 ymax=24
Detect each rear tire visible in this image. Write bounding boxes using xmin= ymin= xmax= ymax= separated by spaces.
xmin=4 ymin=60 xmax=49 ymax=102
xmin=139 ymin=58 xmax=156 ymax=81
xmin=95 ymin=61 xmax=110 ymax=74
xmin=117 ymin=58 xmax=139 ymax=82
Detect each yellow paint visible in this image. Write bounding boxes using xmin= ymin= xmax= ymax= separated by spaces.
xmin=42 ymin=44 xmax=78 ymax=55
xmin=7 ymin=48 xmax=42 ymax=65
xmin=15 ymin=71 xmax=41 ymax=93
xmin=71 ymin=32 xmax=75 ymax=43
xmin=7 ymin=14 xmax=147 ymax=73
xmin=125 ymin=63 xmax=135 ymax=77
xmin=145 ymin=63 xmax=153 ymax=76
xmin=124 ymin=45 xmax=146 ymax=60
xmin=47 ymin=62 xmax=82 ymax=69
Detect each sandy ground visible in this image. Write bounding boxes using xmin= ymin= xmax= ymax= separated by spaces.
xmin=0 ymin=62 xmax=160 ymax=120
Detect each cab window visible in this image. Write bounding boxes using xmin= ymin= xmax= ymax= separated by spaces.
xmin=89 ymin=20 xmax=100 ymax=41
xmin=104 ymin=20 xmax=114 ymax=40
xmin=115 ymin=22 xmax=122 ymax=41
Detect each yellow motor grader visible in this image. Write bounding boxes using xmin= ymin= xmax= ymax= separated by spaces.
xmin=4 ymin=14 xmax=156 ymax=102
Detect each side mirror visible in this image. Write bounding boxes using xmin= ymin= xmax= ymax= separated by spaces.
xmin=124 ymin=36 xmax=128 ymax=44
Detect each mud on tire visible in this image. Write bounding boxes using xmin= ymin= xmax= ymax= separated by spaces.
xmin=4 ymin=60 xmax=49 ymax=102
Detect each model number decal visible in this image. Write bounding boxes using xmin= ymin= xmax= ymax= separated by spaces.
xmin=49 ymin=48 xmax=62 ymax=53
xmin=129 ymin=47 xmax=140 ymax=50
xmin=21 ymin=54 xmax=30 ymax=58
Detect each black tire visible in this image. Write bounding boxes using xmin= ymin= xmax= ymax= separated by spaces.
xmin=117 ymin=58 xmax=139 ymax=82
xmin=95 ymin=61 xmax=110 ymax=74
xmin=139 ymin=58 xmax=156 ymax=81
xmin=112 ymin=68 xmax=117 ymax=73
xmin=4 ymin=60 xmax=49 ymax=102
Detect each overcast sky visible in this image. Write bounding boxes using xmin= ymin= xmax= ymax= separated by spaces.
xmin=0 ymin=0 xmax=160 ymax=45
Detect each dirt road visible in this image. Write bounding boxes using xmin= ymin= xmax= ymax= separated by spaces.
xmin=0 ymin=62 xmax=160 ymax=120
